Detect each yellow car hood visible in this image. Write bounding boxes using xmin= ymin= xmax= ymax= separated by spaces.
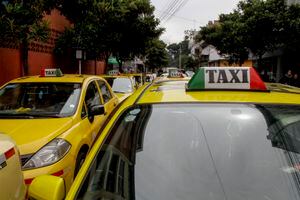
xmin=115 ymin=93 xmax=131 ymax=102
xmin=0 ymin=118 xmax=73 ymax=155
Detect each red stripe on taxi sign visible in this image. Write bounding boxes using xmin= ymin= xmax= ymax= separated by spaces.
xmin=250 ymin=68 xmax=267 ymax=90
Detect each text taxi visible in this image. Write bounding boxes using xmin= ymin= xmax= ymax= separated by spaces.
xmin=29 ymin=67 xmax=300 ymax=200
xmin=0 ymin=69 xmax=119 ymax=191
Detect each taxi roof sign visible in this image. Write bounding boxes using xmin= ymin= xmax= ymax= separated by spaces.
xmin=168 ymin=70 xmax=183 ymax=78
xmin=187 ymin=67 xmax=267 ymax=91
xmin=40 ymin=68 xmax=63 ymax=77
xmin=107 ymin=70 xmax=120 ymax=76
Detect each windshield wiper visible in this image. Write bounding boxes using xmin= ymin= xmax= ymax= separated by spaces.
xmin=113 ymin=90 xmax=127 ymax=94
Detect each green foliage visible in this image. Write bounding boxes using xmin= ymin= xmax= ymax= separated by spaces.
xmin=0 ymin=0 xmax=56 ymax=75
xmin=56 ymin=0 xmax=162 ymax=71
xmin=167 ymin=39 xmax=192 ymax=68
xmin=145 ymin=39 xmax=169 ymax=70
xmin=197 ymin=0 xmax=300 ymax=64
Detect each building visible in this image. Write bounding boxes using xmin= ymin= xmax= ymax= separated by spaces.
xmin=189 ymin=35 xmax=253 ymax=68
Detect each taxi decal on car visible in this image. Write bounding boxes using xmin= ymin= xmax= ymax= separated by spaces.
xmin=0 ymin=147 xmax=15 ymax=170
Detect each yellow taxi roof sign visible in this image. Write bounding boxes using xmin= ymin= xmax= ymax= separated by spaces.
xmin=187 ymin=67 xmax=267 ymax=91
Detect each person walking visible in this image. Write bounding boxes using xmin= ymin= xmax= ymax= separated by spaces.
xmin=291 ymin=73 xmax=300 ymax=88
xmin=279 ymin=69 xmax=293 ymax=85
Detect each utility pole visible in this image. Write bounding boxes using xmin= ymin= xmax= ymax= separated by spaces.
xmin=179 ymin=45 xmax=182 ymax=69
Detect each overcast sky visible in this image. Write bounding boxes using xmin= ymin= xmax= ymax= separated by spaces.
xmin=150 ymin=0 xmax=240 ymax=44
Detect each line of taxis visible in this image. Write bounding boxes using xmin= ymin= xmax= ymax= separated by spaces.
xmin=2 ymin=67 xmax=300 ymax=200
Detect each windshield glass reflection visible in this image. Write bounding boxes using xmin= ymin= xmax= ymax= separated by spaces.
xmin=0 ymin=83 xmax=81 ymax=118
xmin=105 ymin=77 xmax=133 ymax=93
xmin=77 ymin=103 xmax=300 ymax=200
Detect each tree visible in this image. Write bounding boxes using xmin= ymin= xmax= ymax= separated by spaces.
xmin=145 ymin=39 xmax=169 ymax=71
xmin=167 ymin=39 xmax=190 ymax=68
xmin=56 ymin=0 xmax=162 ymax=72
xmin=0 ymin=0 xmax=57 ymax=75
xmin=197 ymin=0 xmax=300 ymax=66
xmin=198 ymin=11 xmax=249 ymax=65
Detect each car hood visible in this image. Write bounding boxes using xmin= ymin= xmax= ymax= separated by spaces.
xmin=115 ymin=93 xmax=131 ymax=102
xmin=0 ymin=118 xmax=73 ymax=155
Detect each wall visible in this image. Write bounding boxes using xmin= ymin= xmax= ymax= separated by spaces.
xmin=0 ymin=48 xmax=21 ymax=84
xmin=0 ymin=9 xmax=98 ymax=86
xmin=83 ymin=60 xmax=105 ymax=75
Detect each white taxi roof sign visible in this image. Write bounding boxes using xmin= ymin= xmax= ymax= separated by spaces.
xmin=168 ymin=69 xmax=183 ymax=78
xmin=107 ymin=70 xmax=120 ymax=76
xmin=40 ymin=68 xmax=63 ymax=77
xmin=187 ymin=67 xmax=267 ymax=91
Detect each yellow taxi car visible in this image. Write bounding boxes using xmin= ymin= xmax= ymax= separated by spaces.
xmin=155 ymin=70 xmax=190 ymax=82
xmin=99 ymin=74 xmax=136 ymax=102
xmin=123 ymin=73 xmax=144 ymax=88
xmin=29 ymin=67 xmax=300 ymax=200
xmin=0 ymin=69 xmax=119 ymax=191
xmin=0 ymin=134 xmax=26 ymax=200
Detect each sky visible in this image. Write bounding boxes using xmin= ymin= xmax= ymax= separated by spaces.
xmin=150 ymin=0 xmax=241 ymax=44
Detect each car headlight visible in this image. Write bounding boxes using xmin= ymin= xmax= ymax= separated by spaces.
xmin=23 ymin=138 xmax=71 ymax=170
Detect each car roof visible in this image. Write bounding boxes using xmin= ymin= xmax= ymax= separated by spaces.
xmin=99 ymin=75 xmax=131 ymax=79
xmin=123 ymin=73 xmax=142 ymax=76
xmin=7 ymin=74 xmax=101 ymax=84
xmin=66 ymin=76 xmax=300 ymax=199
xmin=134 ymin=80 xmax=300 ymax=105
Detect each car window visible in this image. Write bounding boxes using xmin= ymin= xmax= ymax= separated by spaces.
xmin=81 ymin=103 xmax=87 ymax=119
xmin=0 ymin=83 xmax=81 ymax=117
xmin=76 ymin=103 xmax=300 ymax=200
xmin=97 ymin=80 xmax=112 ymax=103
xmin=134 ymin=76 xmax=142 ymax=85
xmin=85 ymin=81 xmax=101 ymax=107
xmin=108 ymin=78 xmax=133 ymax=93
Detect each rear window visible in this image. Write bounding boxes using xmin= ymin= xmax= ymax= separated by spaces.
xmin=105 ymin=77 xmax=133 ymax=93
xmin=77 ymin=103 xmax=300 ymax=200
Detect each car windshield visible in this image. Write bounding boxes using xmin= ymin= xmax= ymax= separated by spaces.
xmin=77 ymin=103 xmax=300 ymax=200
xmin=0 ymin=83 xmax=81 ymax=118
xmin=105 ymin=77 xmax=133 ymax=93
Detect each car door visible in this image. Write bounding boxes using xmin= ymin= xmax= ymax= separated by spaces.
xmin=96 ymin=80 xmax=118 ymax=115
xmin=81 ymin=80 xmax=106 ymax=145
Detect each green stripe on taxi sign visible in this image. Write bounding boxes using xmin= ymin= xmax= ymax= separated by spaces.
xmin=188 ymin=68 xmax=205 ymax=90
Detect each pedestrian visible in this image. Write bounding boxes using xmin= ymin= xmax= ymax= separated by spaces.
xmin=291 ymin=73 xmax=300 ymax=88
xmin=157 ymin=68 xmax=163 ymax=76
xmin=279 ymin=69 xmax=293 ymax=85
xmin=260 ymin=70 xmax=270 ymax=82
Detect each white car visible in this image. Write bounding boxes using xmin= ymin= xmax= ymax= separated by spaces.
xmin=0 ymin=134 xmax=26 ymax=200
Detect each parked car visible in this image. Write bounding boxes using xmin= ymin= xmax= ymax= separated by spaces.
xmin=0 ymin=68 xmax=119 ymax=191
xmin=100 ymin=75 xmax=136 ymax=102
xmin=0 ymin=133 xmax=26 ymax=200
xmin=29 ymin=67 xmax=300 ymax=200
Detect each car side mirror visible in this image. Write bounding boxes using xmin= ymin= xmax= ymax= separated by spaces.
xmin=90 ymin=105 xmax=106 ymax=116
xmin=28 ymin=175 xmax=65 ymax=200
